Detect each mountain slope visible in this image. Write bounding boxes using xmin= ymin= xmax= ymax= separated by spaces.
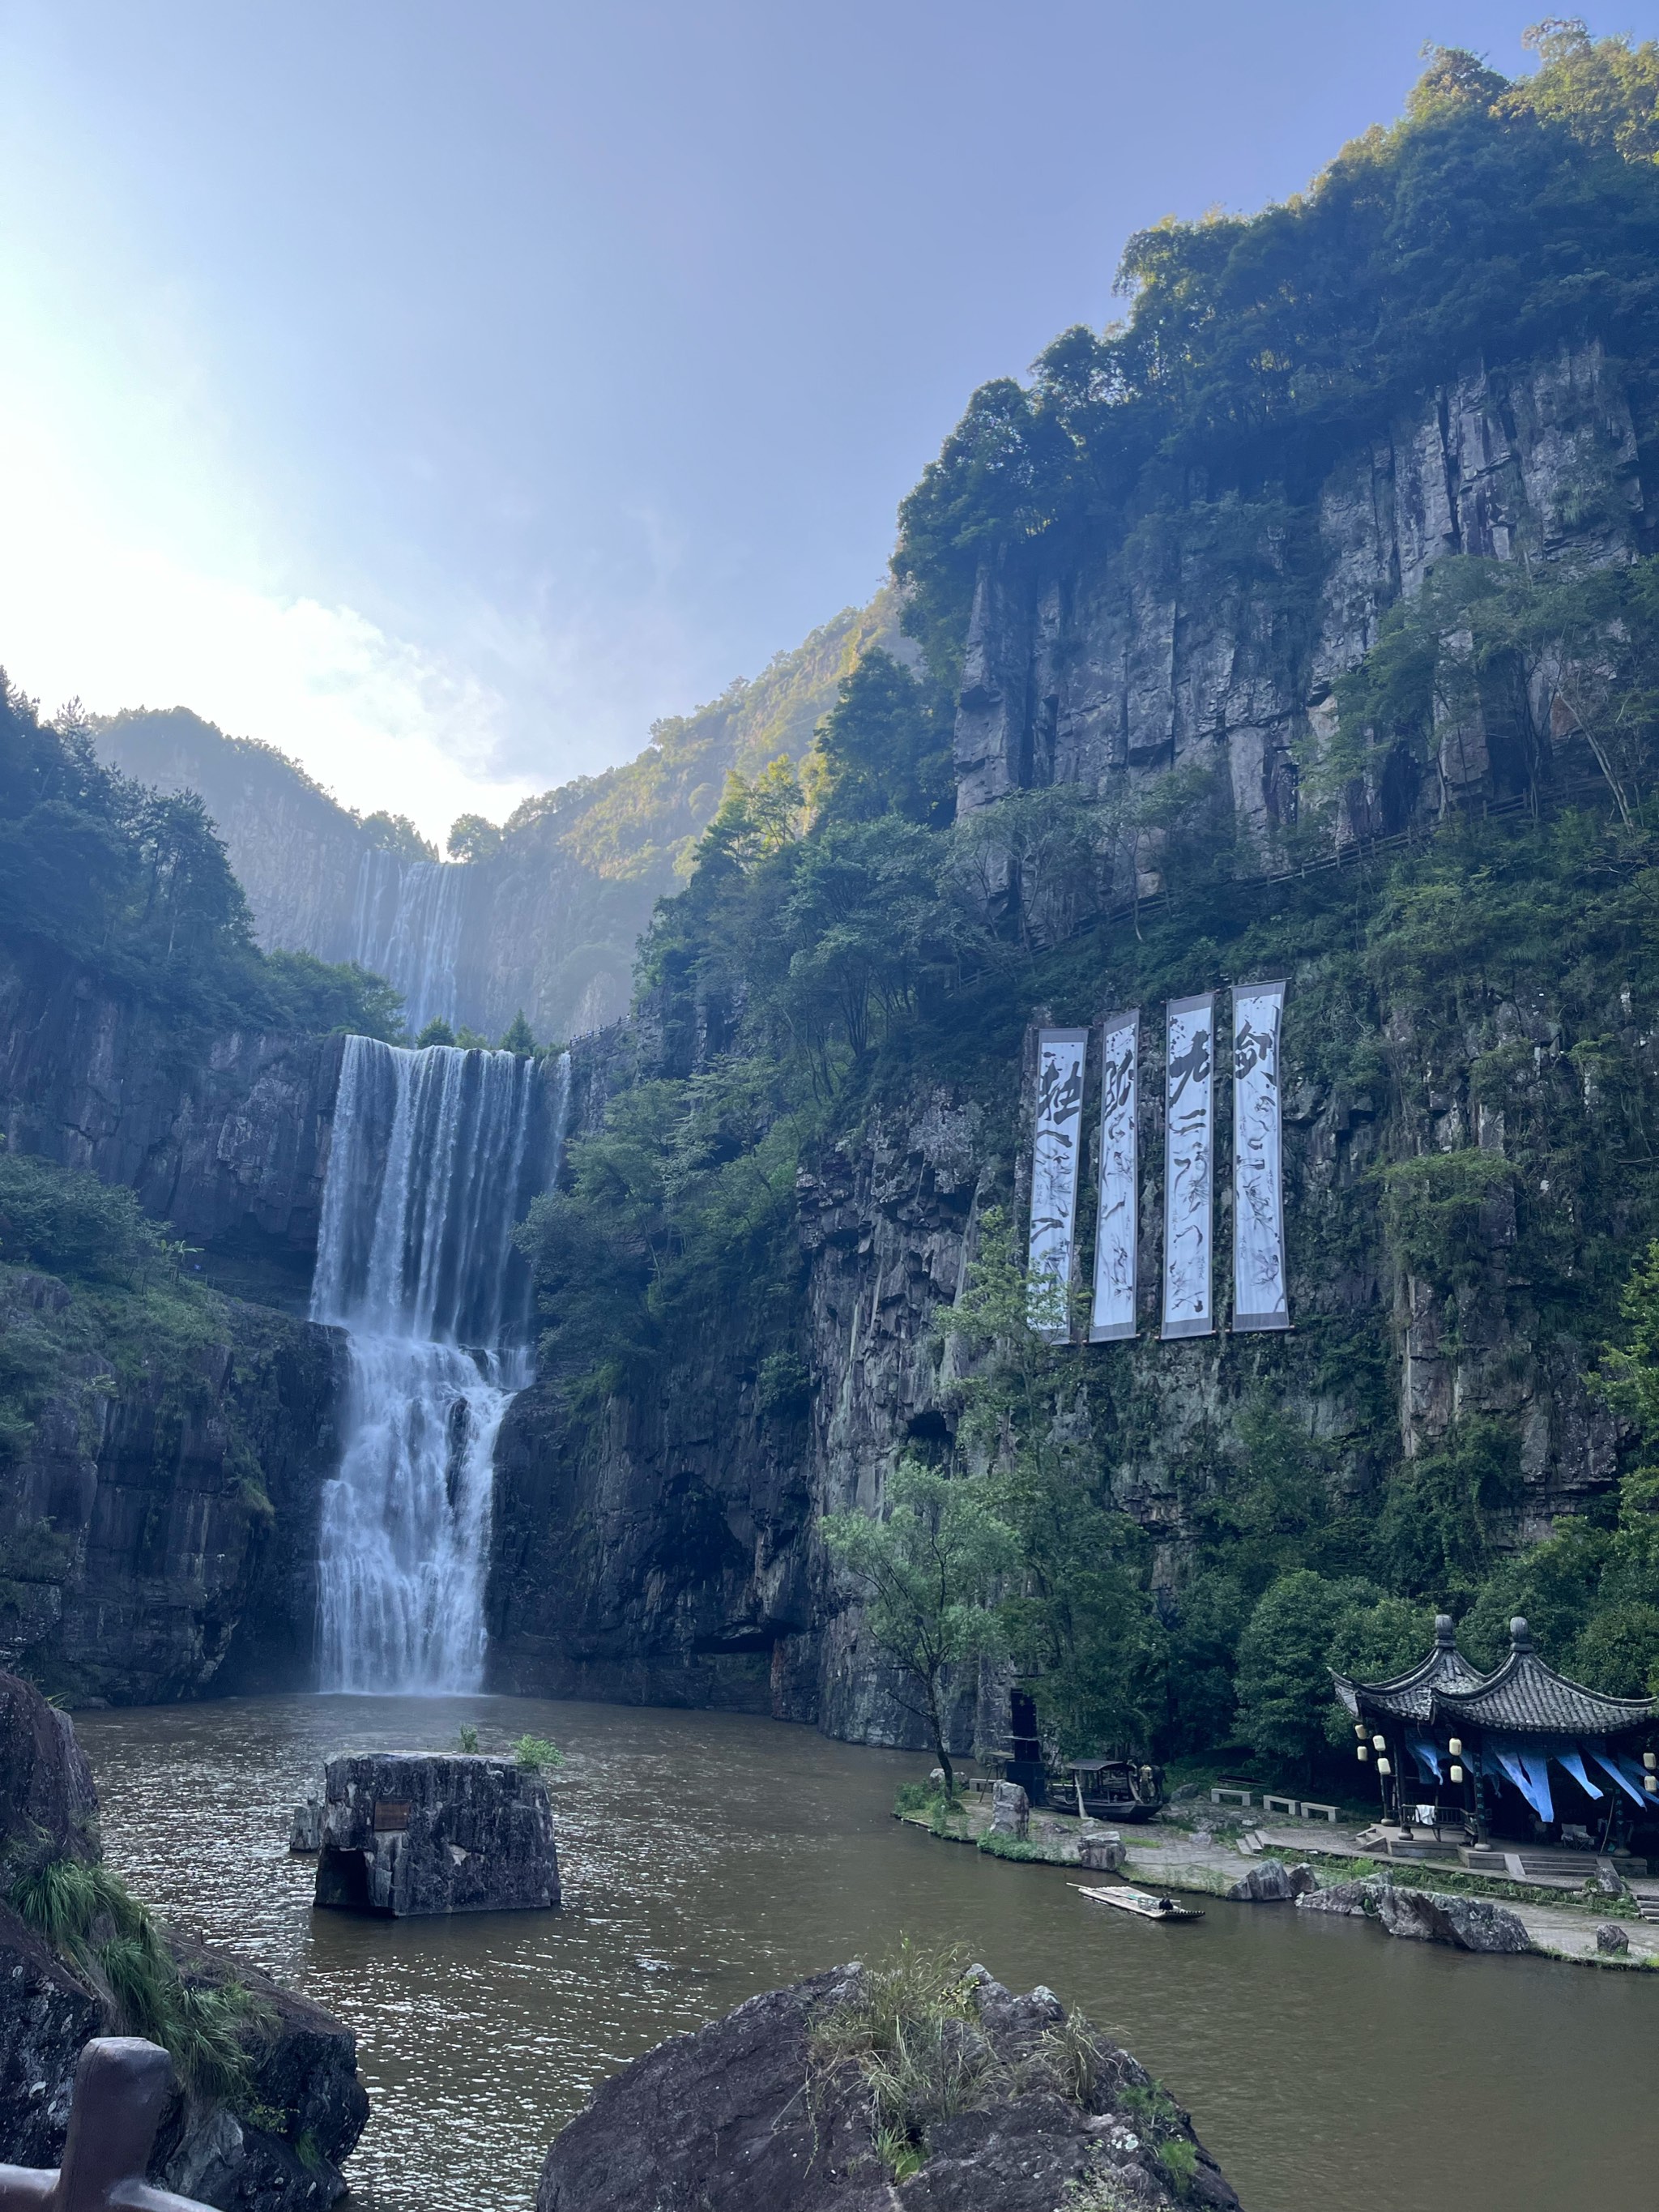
xmin=98 ymin=591 xmax=905 ymax=1040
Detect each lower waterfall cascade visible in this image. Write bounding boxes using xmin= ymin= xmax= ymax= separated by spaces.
xmin=309 ymin=1034 xmax=569 ymax=1692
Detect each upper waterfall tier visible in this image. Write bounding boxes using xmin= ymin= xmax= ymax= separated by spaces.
xmin=349 ymin=851 xmax=466 ymax=1040
xmin=311 ymin=1036 xmax=564 ymax=1349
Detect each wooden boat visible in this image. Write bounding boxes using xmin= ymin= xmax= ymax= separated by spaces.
xmin=1066 ymin=1757 xmax=1166 ymax=1823
xmin=1070 ymin=1882 xmax=1204 ymax=1922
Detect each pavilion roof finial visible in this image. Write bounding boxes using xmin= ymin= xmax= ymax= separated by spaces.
xmin=1510 ymin=1616 xmax=1533 ymax=1653
xmin=1434 ymin=1614 xmax=1455 ymax=1646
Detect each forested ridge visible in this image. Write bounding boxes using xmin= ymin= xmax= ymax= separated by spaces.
xmin=0 ymin=682 xmax=401 ymax=1044
xmin=516 ymin=27 xmax=1659 ymax=1785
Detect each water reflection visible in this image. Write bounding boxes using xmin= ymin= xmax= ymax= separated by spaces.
xmin=76 ymin=1694 xmax=1659 ymax=2212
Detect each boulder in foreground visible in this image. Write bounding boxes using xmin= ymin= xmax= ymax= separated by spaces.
xmin=313 ymin=1752 xmax=558 ymax=1916
xmin=537 ymin=1954 xmax=1240 ymax=2210
xmin=0 ymin=1670 xmax=366 ymax=2209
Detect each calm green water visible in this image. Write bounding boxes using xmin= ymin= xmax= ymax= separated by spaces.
xmin=76 ymin=1693 xmax=1659 ymax=2212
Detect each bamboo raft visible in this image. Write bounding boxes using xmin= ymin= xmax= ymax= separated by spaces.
xmin=1071 ymin=1882 xmax=1205 ymax=1922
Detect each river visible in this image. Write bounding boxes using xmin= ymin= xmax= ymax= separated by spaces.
xmin=76 ymin=1693 xmax=1659 ymax=2212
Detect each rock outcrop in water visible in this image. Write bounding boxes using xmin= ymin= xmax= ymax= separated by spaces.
xmin=0 ymin=1673 xmax=368 ymax=2206
xmin=536 ymin=1962 xmax=1239 ymax=2210
xmin=313 ymin=1752 xmax=559 ymax=1916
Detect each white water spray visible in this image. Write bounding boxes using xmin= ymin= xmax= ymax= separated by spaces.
xmin=310 ymin=1036 xmax=569 ymax=1692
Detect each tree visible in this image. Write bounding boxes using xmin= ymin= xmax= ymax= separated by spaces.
xmin=447 ymin=813 xmax=503 ymax=864
xmin=499 ymin=1010 xmax=536 ymax=1055
xmin=416 ymin=1018 xmax=456 ymax=1048
xmin=804 ymin=650 xmax=954 ymax=831
xmin=1235 ymin=1571 xmax=1363 ymax=1779
xmin=934 ymin=1211 xmax=1163 ymax=1757
xmin=821 ymin=1458 xmax=1017 ymax=1796
xmin=361 ymin=811 xmax=438 ymax=863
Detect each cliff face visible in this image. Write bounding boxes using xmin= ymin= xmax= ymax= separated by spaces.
xmin=0 ymin=939 xmax=349 ymax=1702
xmin=0 ymin=941 xmax=340 ymax=1309
xmin=489 ymin=929 xmax=1642 ymax=1752
xmin=484 ymin=344 xmax=1659 ymax=1755
xmin=955 ymin=343 xmax=1653 ymax=856
xmin=0 ymin=1270 xmax=345 ymax=1704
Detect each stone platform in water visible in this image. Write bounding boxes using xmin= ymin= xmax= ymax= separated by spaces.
xmin=313 ymin=1753 xmax=559 ymax=1916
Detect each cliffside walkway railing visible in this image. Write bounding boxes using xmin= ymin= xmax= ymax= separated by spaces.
xmin=0 ymin=2039 xmax=211 ymax=2212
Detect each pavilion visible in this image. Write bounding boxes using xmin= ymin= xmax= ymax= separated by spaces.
xmin=1333 ymin=1614 xmax=1659 ymax=1855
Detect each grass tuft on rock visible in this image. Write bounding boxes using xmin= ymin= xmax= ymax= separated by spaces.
xmin=11 ymin=1855 xmax=269 ymax=2106
xmin=809 ymin=1938 xmax=997 ymax=2174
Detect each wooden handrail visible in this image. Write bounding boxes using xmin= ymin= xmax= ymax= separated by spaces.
xmin=0 ymin=2039 xmax=213 ymax=2212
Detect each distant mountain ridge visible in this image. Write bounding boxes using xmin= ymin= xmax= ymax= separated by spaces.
xmin=98 ymin=588 xmax=904 ymax=1040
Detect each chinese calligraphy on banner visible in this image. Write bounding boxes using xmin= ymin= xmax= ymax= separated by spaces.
xmin=1162 ymin=993 xmax=1215 ymax=1339
xmin=1028 ymin=1027 xmax=1089 ymax=1341
xmin=1090 ymin=1011 xmax=1138 ymax=1342
xmin=1232 ymin=980 xmax=1289 ymax=1330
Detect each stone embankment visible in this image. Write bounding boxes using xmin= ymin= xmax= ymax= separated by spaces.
xmin=313 ymin=1753 xmax=559 ymax=1916
xmin=895 ymin=1795 xmax=1659 ymax=1969
xmin=0 ymin=1672 xmax=367 ymax=2206
xmin=537 ymin=1962 xmax=1240 ymax=2210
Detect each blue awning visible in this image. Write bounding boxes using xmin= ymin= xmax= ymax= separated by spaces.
xmin=1591 ymin=1750 xmax=1648 ymax=1807
xmin=1554 ymin=1746 xmax=1605 ymax=1802
xmin=1486 ymin=1744 xmax=1555 ymax=1821
xmin=1409 ymin=1736 xmax=1443 ymax=1784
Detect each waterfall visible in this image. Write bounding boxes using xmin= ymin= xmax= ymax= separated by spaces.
xmin=311 ymin=1036 xmax=570 ymax=1692
xmin=348 ymin=849 xmax=467 ymax=1037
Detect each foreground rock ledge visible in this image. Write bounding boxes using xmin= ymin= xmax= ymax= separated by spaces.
xmin=537 ymin=1962 xmax=1240 ymax=2210
xmin=313 ymin=1752 xmax=559 ymax=1916
xmin=0 ymin=1671 xmax=366 ymax=2210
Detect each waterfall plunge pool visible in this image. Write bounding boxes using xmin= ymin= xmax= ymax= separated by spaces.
xmin=77 ymin=1693 xmax=1659 ymax=2212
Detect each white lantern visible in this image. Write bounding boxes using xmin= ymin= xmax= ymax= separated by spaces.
xmin=1354 ymin=1723 xmax=1367 ymax=1740
xmin=1644 ymin=1751 xmax=1657 ymax=1772
xmin=1357 ymin=1745 xmax=1369 ymax=1762
xmin=1376 ymin=1757 xmax=1392 ymax=1777
xmin=1646 ymin=1775 xmax=1657 ymax=1796
xmin=1449 ymin=1764 xmax=1465 ymax=1784
xmin=1372 ymin=1734 xmax=1386 ymax=1751
xmin=1448 ymin=1737 xmax=1463 ymax=1757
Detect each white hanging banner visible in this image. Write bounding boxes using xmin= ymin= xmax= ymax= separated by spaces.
xmin=1233 ymin=980 xmax=1290 ymax=1331
xmin=1028 ymin=1027 xmax=1089 ymax=1341
xmin=1090 ymin=1011 xmax=1139 ymax=1342
xmin=1162 ymin=993 xmax=1215 ymax=1340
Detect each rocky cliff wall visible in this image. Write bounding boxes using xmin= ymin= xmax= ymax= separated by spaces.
xmin=487 ymin=833 xmax=1648 ymax=1757
xmin=955 ymin=343 xmax=1656 ymax=860
xmin=0 ymin=941 xmax=340 ymax=1308
xmin=0 ymin=1270 xmax=345 ymax=1704
xmin=0 ymin=936 xmax=352 ymax=1702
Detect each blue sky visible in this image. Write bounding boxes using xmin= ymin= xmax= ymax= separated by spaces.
xmin=1 ymin=3 xmax=1652 ymax=842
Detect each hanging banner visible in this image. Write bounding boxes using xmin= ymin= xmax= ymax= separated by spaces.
xmin=1233 ymin=980 xmax=1290 ymax=1331
xmin=1090 ymin=1011 xmax=1139 ymax=1342
xmin=1162 ymin=993 xmax=1215 ymax=1340
xmin=1028 ymin=1027 xmax=1089 ymax=1341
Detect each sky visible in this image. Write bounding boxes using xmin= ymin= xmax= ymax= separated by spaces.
xmin=2 ymin=4 xmax=1654 ymax=847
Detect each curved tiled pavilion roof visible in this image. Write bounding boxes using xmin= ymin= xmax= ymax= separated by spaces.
xmin=1336 ymin=1615 xmax=1659 ymax=1738
xmin=1430 ymin=1616 xmax=1659 ymax=1737
xmin=1332 ymin=1613 xmax=1488 ymax=1723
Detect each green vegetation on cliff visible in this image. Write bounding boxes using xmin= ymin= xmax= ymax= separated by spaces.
xmin=894 ymin=21 xmax=1659 ymax=677
xmin=1 ymin=684 xmax=403 ymax=1040
xmin=520 ymin=31 xmax=1659 ymax=1783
